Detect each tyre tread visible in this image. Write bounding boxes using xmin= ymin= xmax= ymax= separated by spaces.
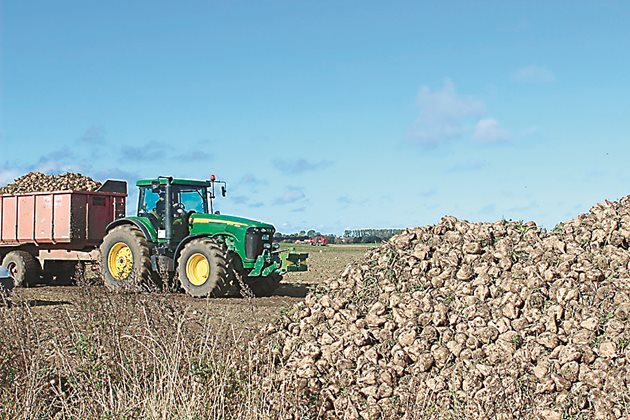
xmin=100 ymin=224 xmax=153 ymax=291
xmin=2 ymin=250 xmax=41 ymax=287
xmin=177 ymin=237 xmax=232 ymax=297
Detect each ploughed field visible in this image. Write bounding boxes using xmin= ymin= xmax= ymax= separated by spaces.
xmin=10 ymin=245 xmax=362 ymax=334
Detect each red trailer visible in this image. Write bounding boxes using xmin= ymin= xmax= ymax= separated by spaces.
xmin=0 ymin=180 xmax=126 ymax=286
xmin=309 ymin=235 xmax=328 ymax=246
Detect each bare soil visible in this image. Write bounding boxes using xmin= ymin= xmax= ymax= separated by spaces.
xmin=10 ymin=245 xmax=366 ymax=339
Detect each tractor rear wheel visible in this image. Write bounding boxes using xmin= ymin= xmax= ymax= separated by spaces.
xmin=245 ymin=273 xmax=282 ymax=297
xmin=177 ymin=238 xmax=231 ymax=297
xmin=100 ymin=225 xmax=153 ymax=291
xmin=2 ymin=251 xmax=41 ymax=288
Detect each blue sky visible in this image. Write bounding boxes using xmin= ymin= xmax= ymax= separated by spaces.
xmin=1 ymin=1 xmax=630 ymax=234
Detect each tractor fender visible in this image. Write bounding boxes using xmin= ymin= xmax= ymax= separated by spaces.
xmin=173 ymin=233 xmax=237 ymax=267
xmin=105 ymin=218 xmax=155 ymax=243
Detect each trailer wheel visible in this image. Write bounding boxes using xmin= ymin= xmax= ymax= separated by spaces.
xmin=177 ymin=238 xmax=231 ymax=297
xmin=100 ymin=225 xmax=153 ymax=291
xmin=245 ymin=273 xmax=282 ymax=297
xmin=2 ymin=251 xmax=41 ymax=288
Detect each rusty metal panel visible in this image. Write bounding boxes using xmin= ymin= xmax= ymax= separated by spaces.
xmin=37 ymin=248 xmax=100 ymax=262
xmin=70 ymin=193 xmax=87 ymax=242
xmin=1 ymin=196 xmax=17 ymax=244
xmin=34 ymin=194 xmax=54 ymax=243
xmin=88 ymin=194 xmax=110 ymax=242
xmin=53 ymin=194 xmax=72 ymax=243
xmin=17 ymin=195 xmax=36 ymax=242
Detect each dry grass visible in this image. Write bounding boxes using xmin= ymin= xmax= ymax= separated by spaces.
xmin=0 ymin=288 xmax=295 ymax=419
xmin=0 ymin=246 xmax=367 ymax=419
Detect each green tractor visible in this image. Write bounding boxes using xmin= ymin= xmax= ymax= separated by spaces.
xmin=100 ymin=176 xmax=307 ymax=297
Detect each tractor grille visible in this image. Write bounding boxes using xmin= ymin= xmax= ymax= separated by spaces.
xmin=245 ymin=227 xmax=274 ymax=259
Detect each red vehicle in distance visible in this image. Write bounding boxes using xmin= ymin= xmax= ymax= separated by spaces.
xmin=309 ymin=235 xmax=328 ymax=246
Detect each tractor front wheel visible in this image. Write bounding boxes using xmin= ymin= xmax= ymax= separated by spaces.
xmin=100 ymin=225 xmax=153 ymax=291
xmin=177 ymin=238 xmax=231 ymax=297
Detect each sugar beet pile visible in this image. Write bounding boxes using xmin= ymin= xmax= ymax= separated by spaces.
xmin=264 ymin=198 xmax=630 ymax=419
xmin=0 ymin=172 xmax=101 ymax=194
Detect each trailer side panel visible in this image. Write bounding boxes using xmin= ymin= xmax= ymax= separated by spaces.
xmin=0 ymin=190 xmax=126 ymax=249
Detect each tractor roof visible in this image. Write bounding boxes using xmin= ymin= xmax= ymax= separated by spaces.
xmin=136 ymin=178 xmax=210 ymax=187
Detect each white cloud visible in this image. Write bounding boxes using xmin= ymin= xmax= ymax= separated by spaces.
xmin=79 ymin=126 xmax=106 ymax=144
xmin=513 ymin=65 xmax=556 ymax=84
xmin=410 ymin=79 xmax=485 ymax=146
xmin=273 ymin=187 xmax=306 ymax=205
xmin=239 ymin=174 xmax=267 ymax=185
xmin=337 ymin=195 xmax=353 ymax=205
xmin=272 ymin=158 xmax=333 ymax=175
xmin=0 ymin=169 xmax=20 ymax=185
xmin=474 ymin=118 xmax=511 ymax=143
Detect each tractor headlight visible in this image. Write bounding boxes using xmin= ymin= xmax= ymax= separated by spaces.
xmin=273 ymin=243 xmax=280 ymax=249
xmin=263 ymin=243 xmax=271 ymax=249
xmin=262 ymin=234 xmax=270 ymax=241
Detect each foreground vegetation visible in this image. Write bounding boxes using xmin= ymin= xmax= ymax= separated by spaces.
xmin=1 ymin=289 xmax=285 ymax=418
xmin=0 ymin=245 xmax=364 ymax=419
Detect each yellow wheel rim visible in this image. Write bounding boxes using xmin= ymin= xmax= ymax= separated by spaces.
xmin=186 ymin=253 xmax=210 ymax=286
xmin=108 ymin=242 xmax=134 ymax=281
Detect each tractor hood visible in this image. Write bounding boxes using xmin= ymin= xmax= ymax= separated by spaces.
xmin=189 ymin=213 xmax=274 ymax=231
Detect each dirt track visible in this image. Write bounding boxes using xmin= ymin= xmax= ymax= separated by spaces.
xmin=8 ymin=245 xmax=368 ymax=336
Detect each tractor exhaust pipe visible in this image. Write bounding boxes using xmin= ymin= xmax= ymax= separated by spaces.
xmin=161 ymin=176 xmax=174 ymax=246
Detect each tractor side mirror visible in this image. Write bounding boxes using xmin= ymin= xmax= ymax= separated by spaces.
xmin=221 ymin=186 xmax=227 ymax=197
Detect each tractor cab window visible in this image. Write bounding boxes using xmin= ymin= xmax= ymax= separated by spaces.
xmin=176 ymin=186 xmax=208 ymax=214
xmin=137 ymin=184 xmax=207 ymax=231
xmin=138 ymin=187 xmax=162 ymax=215
xmin=138 ymin=186 xmax=167 ymax=228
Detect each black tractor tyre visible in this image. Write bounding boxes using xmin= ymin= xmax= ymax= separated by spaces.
xmin=177 ymin=238 xmax=232 ymax=298
xmin=245 ymin=273 xmax=283 ymax=297
xmin=2 ymin=251 xmax=41 ymax=288
xmin=100 ymin=225 xmax=153 ymax=292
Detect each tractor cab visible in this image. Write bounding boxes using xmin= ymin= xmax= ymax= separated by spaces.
xmin=136 ymin=178 xmax=211 ymax=241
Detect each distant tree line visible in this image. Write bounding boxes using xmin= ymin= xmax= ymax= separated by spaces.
xmin=341 ymin=235 xmax=383 ymax=244
xmin=275 ymin=228 xmax=404 ymax=244
xmin=343 ymin=229 xmax=404 ymax=240
xmin=275 ymin=230 xmax=337 ymax=244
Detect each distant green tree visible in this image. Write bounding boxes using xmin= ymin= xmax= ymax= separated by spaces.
xmin=361 ymin=235 xmax=383 ymax=244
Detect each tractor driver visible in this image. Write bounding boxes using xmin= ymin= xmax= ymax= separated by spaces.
xmin=151 ymin=190 xmax=184 ymax=221
xmin=152 ymin=191 xmax=166 ymax=217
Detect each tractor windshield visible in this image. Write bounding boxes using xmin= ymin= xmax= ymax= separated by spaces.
xmin=175 ymin=186 xmax=208 ymax=213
